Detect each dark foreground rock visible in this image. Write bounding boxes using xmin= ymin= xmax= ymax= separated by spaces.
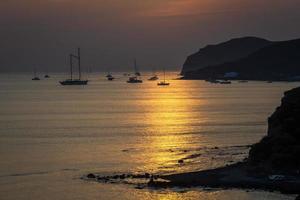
xmin=85 ymin=87 xmax=300 ymax=194
xmin=151 ymin=87 xmax=300 ymax=193
xmin=153 ymin=163 xmax=300 ymax=194
xmin=249 ymin=87 xmax=300 ymax=172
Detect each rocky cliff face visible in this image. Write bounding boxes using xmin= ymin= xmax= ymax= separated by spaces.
xmin=183 ymin=38 xmax=300 ymax=81
xmin=181 ymin=37 xmax=272 ymax=75
xmin=249 ymin=87 xmax=300 ymax=171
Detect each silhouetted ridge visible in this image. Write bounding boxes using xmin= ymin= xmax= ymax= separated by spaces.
xmin=181 ymin=37 xmax=272 ymax=75
xmin=183 ymin=38 xmax=300 ymax=81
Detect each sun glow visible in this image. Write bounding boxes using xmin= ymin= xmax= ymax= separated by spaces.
xmin=140 ymin=0 xmax=223 ymax=18
xmin=136 ymin=81 xmax=206 ymax=172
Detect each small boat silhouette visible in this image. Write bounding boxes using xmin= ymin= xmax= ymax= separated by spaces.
xmin=219 ymin=80 xmax=231 ymax=84
xmin=157 ymin=68 xmax=169 ymax=86
xmin=32 ymin=68 xmax=40 ymax=80
xmin=148 ymin=75 xmax=159 ymax=81
xmin=60 ymin=48 xmax=88 ymax=85
xmin=106 ymin=73 xmax=115 ymax=81
xmin=127 ymin=76 xmax=142 ymax=83
xmin=127 ymin=60 xmax=143 ymax=83
xmin=134 ymin=59 xmax=141 ymax=76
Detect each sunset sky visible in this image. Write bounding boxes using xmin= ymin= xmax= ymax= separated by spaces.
xmin=1 ymin=0 xmax=300 ymax=72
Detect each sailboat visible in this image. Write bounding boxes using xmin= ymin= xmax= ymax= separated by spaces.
xmin=148 ymin=68 xmax=159 ymax=81
xmin=32 ymin=68 xmax=40 ymax=80
xmin=106 ymin=71 xmax=115 ymax=81
xmin=44 ymin=70 xmax=50 ymax=78
xmin=107 ymin=74 xmax=115 ymax=81
xmin=127 ymin=76 xmax=142 ymax=83
xmin=108 ymin=76 xmax=115 ymax=81
xmin=134 ymin=59 xmax=141 ymax=76
xmin=106 ymin=73 xmax=112 ymax=78
xmin=127 ymin=60 xmax=142 ymax=83
xmin=60 ymin=48 xmax=88 ymax=85
xmin=157 ymin=68 xmax=170 ymax=86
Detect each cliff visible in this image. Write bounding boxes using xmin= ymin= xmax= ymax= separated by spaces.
xmin=249 ymin=87 xmax=300 ymax=171
xmin=153 ymin=87 xmax=300 ymax=193
xmin=183 ymin=38 xmax=300 ymax=81
xmin=181 ymin=37 xmax=272 ymax=75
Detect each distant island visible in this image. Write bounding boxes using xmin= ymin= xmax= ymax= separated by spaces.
xmin=181 ymin=37 xmax=300 ymax=81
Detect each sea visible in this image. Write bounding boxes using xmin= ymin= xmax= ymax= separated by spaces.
xmin=0 ymin=72 xmax=298 ymax=200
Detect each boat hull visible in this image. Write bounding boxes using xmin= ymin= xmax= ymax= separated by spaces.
xmin=60 ymin=80 xmax=88 ymax=85
xmin=219 ymin=81 xmax=231 ymax=84
xmin=148 ymin=77 xmax=159 ymax=81
xmin=157 ymin=82 xmax=170 ymax=86
xmin=127 ymin=80 xmax=143 ymax=83
xmin=127 ymin=76 xmax=142 ymax=83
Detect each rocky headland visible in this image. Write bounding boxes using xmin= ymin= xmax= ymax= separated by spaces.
xmin=181 ymin=37 xmax=271 ymax=75
xmin=181 ymin=37 xmax=300 ymax=81
xmin=86 ymin=87 xmax=300 ymax=197
xmin=149 ymin=87 xmax=300 ymax=196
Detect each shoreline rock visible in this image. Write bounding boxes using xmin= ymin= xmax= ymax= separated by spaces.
xmin=151 ymin=162 xmax=300 ymax=194
xmin=85 ymin=87 xmax=300 ymax=195
xmin=150 ymin=87 xmax=300 ymax=194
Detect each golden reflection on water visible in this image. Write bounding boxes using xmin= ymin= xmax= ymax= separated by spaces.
xmin=144 ymin=82 xmax=201 ymax=134
xmin=139 ymin=81 xmax=205 ymax=172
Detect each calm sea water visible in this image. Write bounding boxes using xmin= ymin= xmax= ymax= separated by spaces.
xmin=0 ymin=72 xmax=298 ymax=200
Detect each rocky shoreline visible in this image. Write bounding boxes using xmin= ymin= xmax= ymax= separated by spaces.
xmin=85 ymin=162 xmax=300 ymax=194
xmin=85 ymin=87 xmax=300 ymax=198
xmin=151 ymin=163 xmax=300 ymax=194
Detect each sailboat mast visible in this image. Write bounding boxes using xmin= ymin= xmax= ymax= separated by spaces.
xmin=70 ymin=54 xmax=73 ymax=80
xmin=78 ymin=48 xmax=81 ymax=80
xmin=34 ymin=68 xmax=36 ymax=77
xmin=134 ymin=59 xmax=137 ymax=74
xmin=164 ymin=68 xmax=166 ymax=82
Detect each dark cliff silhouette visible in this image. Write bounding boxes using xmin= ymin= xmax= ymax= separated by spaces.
xmin=249 ymin=87 xmax=300 ymax=171
xmin=182 ymin=37 xmax=300 ymax=81
xmin=152 ymin=87 xmax=300 ymax=194
xmin=181 ymin=37 xmax=272 ymax=75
